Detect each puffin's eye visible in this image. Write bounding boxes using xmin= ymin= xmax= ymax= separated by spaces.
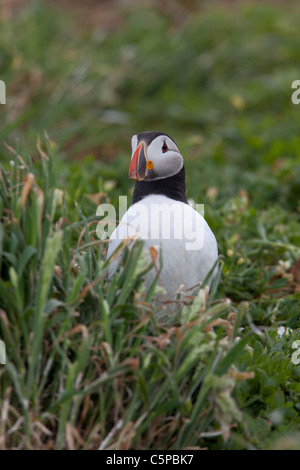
xmin=162 ymin=141 xmax=168 ymax=153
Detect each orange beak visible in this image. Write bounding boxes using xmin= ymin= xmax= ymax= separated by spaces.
xmin=128 ymin=142 xmax=147 ymax=181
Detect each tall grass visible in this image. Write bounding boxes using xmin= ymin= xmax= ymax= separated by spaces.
xmin=0 ymin=138 xmax=256 ymax=449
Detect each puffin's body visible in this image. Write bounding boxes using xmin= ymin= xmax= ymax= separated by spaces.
xmin=107 ymin=131 xmax=218 ymax=308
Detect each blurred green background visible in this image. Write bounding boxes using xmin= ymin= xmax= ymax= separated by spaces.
xmin=1 ymin=0 xmax=300 ymax=212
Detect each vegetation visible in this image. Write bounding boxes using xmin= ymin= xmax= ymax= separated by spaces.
xmin=0 ymin=0 xmax=300 ymax=449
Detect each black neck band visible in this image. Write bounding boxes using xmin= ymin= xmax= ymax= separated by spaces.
xmin=132 ymin=166 xmax=188 ymax=205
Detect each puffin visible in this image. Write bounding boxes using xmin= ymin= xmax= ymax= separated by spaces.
xmin=107 ymin=131 xmax=219 ymax=310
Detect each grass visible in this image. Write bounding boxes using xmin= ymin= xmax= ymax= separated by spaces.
xmin=0 ymin=0 xmax=300 ymax=450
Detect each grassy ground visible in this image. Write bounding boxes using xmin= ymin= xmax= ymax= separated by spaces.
xmin=0 ymin=0 xmax=300 ymax=450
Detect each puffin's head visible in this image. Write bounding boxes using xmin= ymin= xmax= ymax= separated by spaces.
xmin=129 ymin=131 xmax=183 ymax=182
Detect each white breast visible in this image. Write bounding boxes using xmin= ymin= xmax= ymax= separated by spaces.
xmin=107 ymin=195 xmax=218 ymax=303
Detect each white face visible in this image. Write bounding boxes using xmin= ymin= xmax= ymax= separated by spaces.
xmin=131 ymin=134 xmax=184 ymax=181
